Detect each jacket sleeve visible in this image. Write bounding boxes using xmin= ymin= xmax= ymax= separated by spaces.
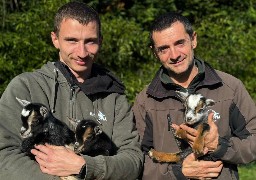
xmin=0 ymin=75 xmax=59 ymax=180
xmin=83 ymin=94 xmax=143 ymax=180
xmin=132 ymin=89 xmax=153 ymax=178
xmin=211 ymin=80 xmax=256 ymax=164
xmin=132 ymin=90 xmax=153 ymax=153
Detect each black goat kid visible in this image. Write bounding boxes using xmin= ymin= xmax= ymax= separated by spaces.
xmin=74 ymin=119 xmax=115 ymax=156
xmin=16 ymin=97 xmax=75 ymax=158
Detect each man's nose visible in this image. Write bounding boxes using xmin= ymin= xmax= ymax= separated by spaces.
xmin=169 ymin=47 xmax=181 ymax=60
xmin=77 ymin=43 xmax=89 ymax=58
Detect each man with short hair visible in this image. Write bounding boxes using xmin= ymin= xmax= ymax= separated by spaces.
xmin=0 ymin=2 xmax=143 ymax=179
xmin=133 ymin=12 xmax=256 ymax=179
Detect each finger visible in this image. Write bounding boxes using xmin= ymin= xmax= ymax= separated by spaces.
xmin=183 ymin=152 xmax=196 ymax=163
xmin=180 ymin=124 xmax=198 ymax=136
xmin=45 ymin=143 xmax=66 ymax=150
xmin=203 ymin=147 xmax=209 ymax=154
xmin=204 ymin=165 xmax=223 ymax=174
xmin=35 ymin=155 xmax=48 ymax=166
xmin=30 ymin=148 xmax=39 ymax=156
xmin=207 ymin=112 xmax=214 ymax=124
xmin=206 ymin=172 xmax=220 ymax=178
xmin=186 ymin=133 xmax=196 ymax=139
xmin=201 ymin=160 xmax=223 ymax=168
xmin=34 ymin=144 xmax=53 ymax=154
xmin=31 ymin=148 xmax=47 ymax=159
xmin=38 ymin=164 xmax=56 ymax=175
xmin=33 ymin=149 xmax=50 ymax=163
xmin=171 ymin=123 xmax=179 ymax=130
xmin=39 ymin=164 xmax=49 ymax=173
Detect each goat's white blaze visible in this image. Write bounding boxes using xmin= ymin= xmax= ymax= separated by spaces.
xmin=187 ymin=94 xmax=203 ymax=109
xmin=20 ymin=110 xmax=35 ymax=138
xmin=185 ymin=94 xmax=205 ymax=124
xmin=21 ymin=109 xmax=30 ymax=117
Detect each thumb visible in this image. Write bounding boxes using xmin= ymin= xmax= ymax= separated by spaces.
xmin=207 ymin=112 xmax=214 ymax=124
xmin=184 ymin=152 xmax=196 ymax=163
xmin=203 ymin=147 xmax=209 ymax=154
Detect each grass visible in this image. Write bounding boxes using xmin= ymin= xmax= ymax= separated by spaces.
xmin=239 ymin=162 xmax=256 ymax=180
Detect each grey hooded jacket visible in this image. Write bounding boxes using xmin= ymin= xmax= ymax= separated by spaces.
xmin=133 ymin=59 xmax=256 ymax=180
xmin=0 ymin=61 xmax=143 ymax=180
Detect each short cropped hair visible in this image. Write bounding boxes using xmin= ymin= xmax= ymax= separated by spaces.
xmin=53 ymin=1 xmax=101 ymax=36
xmin=149 ymin=12 xmax=194 ymax=47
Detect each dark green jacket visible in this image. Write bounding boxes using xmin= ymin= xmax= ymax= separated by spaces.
xmin=0 ymin=61 xmax=143 ymax=180
xmin=133 ymin=59 xmax=256 ymax=180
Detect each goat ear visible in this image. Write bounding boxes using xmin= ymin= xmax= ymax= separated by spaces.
xmin=206 ymin=99 xmax=215 ymax=107
xmin=16 ymin=97 xmax=31 ymax=107
xmin=40 ymin=106 xmax=49 ymax=118
xmin=176 ymin=91 xmax=189 ymax=101
xmin=94 ymin=126 xmax=102 ymax=136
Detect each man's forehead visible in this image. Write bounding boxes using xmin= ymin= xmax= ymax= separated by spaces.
xmin=152 ymin=23 xmax=189 ymax=45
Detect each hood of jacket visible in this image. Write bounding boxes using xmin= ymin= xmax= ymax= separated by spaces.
xmin=36 ymin=61 xmax=125 ymax=95
xmin=35 ymin=61 xmax=125 ymax=112
xmin=54 ymin=61 xmax=125 ymax=95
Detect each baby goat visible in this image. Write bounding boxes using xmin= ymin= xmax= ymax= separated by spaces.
xmin=149 ymin=91 xmax=215 ymax=163
xmin=16 ymin=97 xmax=75 ymax=158
xmin=74 ymin=119 xmax=115 ymax=156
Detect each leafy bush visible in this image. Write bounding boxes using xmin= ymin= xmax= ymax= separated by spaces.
xmin=1 ymin=0 xmax=256 ymax=103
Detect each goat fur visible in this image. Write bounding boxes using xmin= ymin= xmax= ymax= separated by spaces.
xmin=148 ymin=91 xmax=215 ymax=163
xmin=72 ymin=119 xmax=115 ymax=156
xmin=17 ymin=98 xmax=75 ymax=158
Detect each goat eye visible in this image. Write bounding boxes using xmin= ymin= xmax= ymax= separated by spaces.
xmin=197 ymin=109 xmax=204 ymax=113
xmin=32 ymin=122 xmax=38 ymax=127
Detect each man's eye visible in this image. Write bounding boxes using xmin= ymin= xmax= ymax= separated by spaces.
xmin=66 ymin=38 xmax=77 ymax=43
xmin=177 ymin=42 xmax=185 ymax=47
xmin=86 ymin=41 xmax=95 ymax=45
xmin=69 ymin=40 xmax=77 ymax=44
xmin=176 ymin=40 xmax=187 ymax=47
xmin=156 ymin=47 xmax=169 ymax=54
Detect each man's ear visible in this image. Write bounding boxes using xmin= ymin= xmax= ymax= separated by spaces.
xmin=191 ymin=32 xmax=197 ymax=49
xmin=51 ymin=32 xmax=60 ymax=49
xmin=150 ymin=45 xmax=158 ymax=59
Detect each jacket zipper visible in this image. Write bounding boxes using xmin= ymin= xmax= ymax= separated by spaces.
xmin=69 ymin=85 xmax=77 ymax=119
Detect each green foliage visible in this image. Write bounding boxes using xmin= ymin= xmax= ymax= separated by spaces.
xmin=193 ymin=0 xmax=256 ymax=100
xmin=99 ymin=15 xmax=151 ymax=70
xmin=0 ymin=1 xmax=256 ymax=178
xmin=98 ymin=14 xmax=156 ymax=102
xmin=1 ymin=0 xmax=256 ymax=104
xmin=0 ymin=0 xmax=71 ymax=94
xmin=239 ymin=162 xmax=256 ymax=180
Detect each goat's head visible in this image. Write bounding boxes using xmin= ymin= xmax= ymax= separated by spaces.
xmin=16 ymin=97 xmax=49 ymax=138
xmin=176 ymin=91 xmax=215 ymax=125
xmin=74 ymin=119 xmax=102 ymax=153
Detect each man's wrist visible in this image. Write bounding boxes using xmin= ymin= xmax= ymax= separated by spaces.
xmin=77 ymin=163 xmax=87 ymax=179
xmin=209 ymin=136 xmax=230 ymax=160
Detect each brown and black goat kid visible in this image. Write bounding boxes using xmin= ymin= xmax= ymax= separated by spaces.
xmin=74 ymin=119 xmax=115 ymax=156
xmin=149 ymin=91 xmax=215 ymax=163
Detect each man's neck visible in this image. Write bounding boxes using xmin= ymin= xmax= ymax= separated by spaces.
xmin=170 ymin=66 xmax=198 ymax=88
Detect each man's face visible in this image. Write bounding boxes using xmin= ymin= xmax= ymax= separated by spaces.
xmin=152 ymin=21 xmax=197 ymax=76
xmin=51 ymin=18 xmax=101 ymax=81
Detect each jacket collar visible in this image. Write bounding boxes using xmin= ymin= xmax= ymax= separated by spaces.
xmin=146 ymin=58 xmax=222 ymax=99
xmin=54 ymin=61 xmax=125 ymax=96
